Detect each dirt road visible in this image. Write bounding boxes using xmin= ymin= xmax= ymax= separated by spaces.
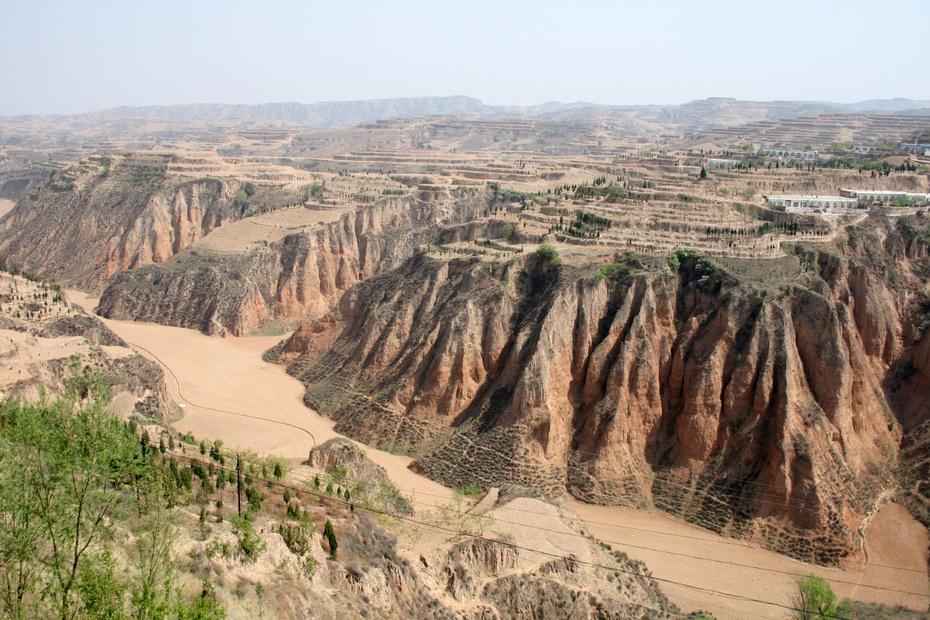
xmin=67 ymin=290 xmax=930 ymax=618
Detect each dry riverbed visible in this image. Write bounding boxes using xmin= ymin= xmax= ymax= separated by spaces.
xmin=66 ymin=290 xmax=930 ymax=619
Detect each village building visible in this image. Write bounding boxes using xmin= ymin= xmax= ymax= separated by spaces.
xmin=840 ymin=189 xmax=930 ymax=204
xmin=764 ymin=194 xmax=865 ymax=214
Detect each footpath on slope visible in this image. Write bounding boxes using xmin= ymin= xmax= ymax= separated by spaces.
xmin=67 ymin=290 xmax=930 ymax=619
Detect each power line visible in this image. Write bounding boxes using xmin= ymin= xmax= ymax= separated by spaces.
xmin=169 ymin=452 xmax=915 ymax=620
xmin=423 ymin=490 xmax=929 ymax=576
xmin=403 ymin=495 xmax=927 ymax=597
xmin=148 ymin=369 xmax=923 ymax=578
xmin=168 ymin=452 xmax=689 ymax=619
xmin=125 ymin=333 xmax=922 ymax=578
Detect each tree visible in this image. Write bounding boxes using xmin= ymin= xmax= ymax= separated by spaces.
xmin=0 ymin=375 xmax=141 ymax=619
xmin=131 ymin=473 xmax=178 ymax=620
xmin=0 ymin=370 xmax=225 ymax=618
xmin=323 ymin=520 xmax=338 ymax=559
xmin=246 ymin=487 xmax=262 ymax=512
xmin=533 ymin=244 xmax=561 ymax=267
xmin=792 ymin=575 xmax=852 ymax=620
xmin=232 ymin=518 xmax=265 ymax=561
xmin=699 ymin=165 xmax=707 ymax=179
xmin=177 ymin=581 xmax=225 ymax=620
xmin=75 ymin=550 xmax=126 ymax=620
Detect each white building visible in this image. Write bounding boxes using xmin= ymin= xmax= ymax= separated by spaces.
xmin=764 ymin=194 xmax=865 ymax=214
xmin=704 ymin=158 xmax=739 ymax=169
xmin=840 ymin=189 xmax=930 ymax=205
xmin=761 ymin=148 xmax=818 ymax=161
xmin=901 ymin=142 xmax=930 ymax=154
xmin=852 ymin=144 xmax=877 ymax=155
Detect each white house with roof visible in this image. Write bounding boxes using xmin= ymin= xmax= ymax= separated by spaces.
xmin=704 ymin=158 xmax=739 ymax=169
xmin=764 ymin=194 xmax=865 ymax=215
xmin=760 ymin=148 xmax=819 ymax=161
xmin=840 ymin=189 xmax=930 ymax=205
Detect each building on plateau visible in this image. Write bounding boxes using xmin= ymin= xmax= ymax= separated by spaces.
xmin=704 ymin=158 xmax=739 ymax=169
xmin=764 ymin=194 xmax=865 ymax=214
xmin=901 ymin=142 xmax=930 ymax=154
xmin=852 ymin=144 xmax=877 ymax=155
xmin=760 ymin=148 xmax=819 ymax=161
xmin=840 ymin=189 xmax=930 ymax=204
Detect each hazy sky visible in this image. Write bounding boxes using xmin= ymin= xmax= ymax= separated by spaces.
xmin=1 ymin=0 xmax=928 ymax=115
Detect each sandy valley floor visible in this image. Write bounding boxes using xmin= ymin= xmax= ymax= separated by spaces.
xmin=67 ymin=290 xmax=930 ymax=619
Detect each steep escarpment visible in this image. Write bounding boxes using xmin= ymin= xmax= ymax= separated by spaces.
xmin=0 ymin=154 xmax=258 ymax=287
xmin=271 ymin=216 xmax=930 ymax=565
xmin=97 ymin=190 xmax=492 ymax=335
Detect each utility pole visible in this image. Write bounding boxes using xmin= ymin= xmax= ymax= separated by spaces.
xmin=236 ymin=454 xmax=242 ymax=517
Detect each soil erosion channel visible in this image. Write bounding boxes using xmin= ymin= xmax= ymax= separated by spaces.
xmin=67 ymin=290 xmax=930 ymax=619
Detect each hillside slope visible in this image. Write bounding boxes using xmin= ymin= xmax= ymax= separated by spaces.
xmin=0 ymin=154 xmax=291 ymax=288
xmin=269 ymin=215 xmax=930 ymax=566
xmin=96 ymin=189 xmax=492 ymax=335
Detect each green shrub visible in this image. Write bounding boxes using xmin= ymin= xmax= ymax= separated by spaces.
xmin=323 ymin=519 xmax=338 ymax=559
xmin=232 ymin=517 xmax=266 ymax=561
xmin=792 ymin=575 xmax=852 ymax=620
xmin=245 ymin=487 xmax=262 ymax=513
xmin=533 ymin=244 xmax=561 ymax=267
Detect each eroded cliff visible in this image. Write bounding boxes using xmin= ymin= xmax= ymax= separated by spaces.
xmin=270 ymin=214 xmax=930 ymax=565
xmin=0 ymin=154 xmax=269 ymax=288
xmin=96 ymin=190 xmax=492 ymax=335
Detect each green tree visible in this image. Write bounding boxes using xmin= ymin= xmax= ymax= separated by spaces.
xmin=0 ymin=377 xmax=141 ymax=619
xmin=500 ymin=222 xmax=516 ymax=242
xmin=176 ymin=581 xmax=225 ymax=620
xmin=792 ymin=575 xmax=852 ymax=620
xmin=533 ymin=244 xmax=561 ymax=267
xmin=0 ymin=371 xmax=226 ymax=619
xmin=323 ymin=519 xmax=338 ymax=559
xmin=131 ymin=474 xmax=178 ymax=620
xmin=75 ymin=550 xmax=127 ymax=620
xmin=232 ymin=517 xmax=265 ymax=561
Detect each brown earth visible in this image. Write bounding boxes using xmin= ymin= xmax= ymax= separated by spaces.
xmin=269 ymin=214 xmax=930 ymax=570
xmin=0 ymin=272 xmax=169 ymax=418
xmin=66 ymin=287 xmax=930 ymax=619
xmin=95 ymin=188 xmax=492 ymax=335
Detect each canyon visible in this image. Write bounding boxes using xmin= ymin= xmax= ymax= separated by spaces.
xmin=1 ymin=99 xmax=929 ymax=618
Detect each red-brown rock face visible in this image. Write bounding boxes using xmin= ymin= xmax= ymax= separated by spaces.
xmin=0 ymin=156 xmax=245 ymax=288
xmin=96 ymin=190 xmax=492 ymax=335
xmin=272 ymin=217 xmax=930 ymax=565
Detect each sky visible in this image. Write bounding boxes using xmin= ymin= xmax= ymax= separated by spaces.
xmin=1 ymin=0 xmax=928 ymax=115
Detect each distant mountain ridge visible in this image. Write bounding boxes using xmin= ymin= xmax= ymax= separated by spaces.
xmin=5 ymin=95 xmax=930 ymax=130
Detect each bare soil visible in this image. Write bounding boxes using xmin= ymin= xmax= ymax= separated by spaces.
xmin=569 ymin=500 xmax=929 ymax=619
xmin=65 ymin=289 xmax=930 ymax=619
xmin=0 ymin=199 xmax=14 ymax=219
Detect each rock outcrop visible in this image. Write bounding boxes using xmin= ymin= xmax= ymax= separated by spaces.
xmin=97 ymin=189 xmax=491 ymax=335
xmin=271 ymin=215 xmax=930 ymax=565
xmin=307 ymin=438 xmax=391 ymax=486
xmin=0 ymin=154 xmax=255 ymax=288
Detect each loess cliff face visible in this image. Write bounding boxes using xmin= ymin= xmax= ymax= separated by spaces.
xmin=271 ymin=215 xmax=930 ymax=565
xmin=96 ymin=190 xmax=492 ymax=335
xmin=0 ymin=155 xmax=251 ymax=288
